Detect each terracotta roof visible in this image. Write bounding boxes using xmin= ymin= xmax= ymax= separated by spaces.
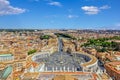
xmin=115 ymin=52 xmax=120 ymax=56
xmin=26 ymin=61 xmax=38 ymax=68
xmin=32 ymin=62 xmax=38 ymax=68
xmin=53 ymin=75 xmax=78 ymax=80
xmin=13 ymin=71 xmax=23 ymax=77
xmin=105 ymin=61 xmax=120 ymax=74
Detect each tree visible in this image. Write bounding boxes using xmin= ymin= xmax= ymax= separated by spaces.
xmin=67 ymin=48 xmax=71 ymax=53
xmin=28 ymin=49 xmax=37 ymax=55
xmin=40 ymin=35 xmax=50 ymax=40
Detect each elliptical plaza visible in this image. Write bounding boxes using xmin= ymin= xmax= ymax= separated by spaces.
xmin=25 ymin=37 xmax=102 ymax=80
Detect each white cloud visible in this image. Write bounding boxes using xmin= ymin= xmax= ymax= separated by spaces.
xmin=48 ymin=1 xmax=62 ymax=7
xmin=68 ymin=14 xmax=79 ymax=19
xmin=81 ymin=6 xmax=99 ymax=15
xmin=115 ymin=23 xmax=120 ymax=27
xmin=100 ymin=5 xmax=111 ymax=9
xmin=0 ymin=0 xmax=26 ymax=16
xmin=29 ymin=0 xmax=39 ymax=2
xmin=81 ymin=5 xmax=110 ymax=15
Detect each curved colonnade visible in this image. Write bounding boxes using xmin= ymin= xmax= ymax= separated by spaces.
xmin=26 ymin=52 xmax=98 ymax=73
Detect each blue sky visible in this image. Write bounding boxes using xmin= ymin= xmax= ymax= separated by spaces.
xmin=0 ymin=0 xmax=120 ymax=29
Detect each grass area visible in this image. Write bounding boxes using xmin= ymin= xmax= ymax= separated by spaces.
xmin=55 ymin=33 xmax=76 ymax=40
xmin=81 ymin=36 xmax=120 ymax=52
xmin=40 ymin=35 xmax=51 ymax=40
